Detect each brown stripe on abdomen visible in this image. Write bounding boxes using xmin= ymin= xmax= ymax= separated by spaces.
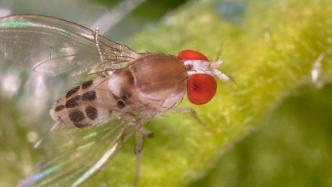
xmin=65 ymin=95 xmax=81 ymax=108
xmin=81 ymin=80 xmax=93 ymax=89
xmin=74 ymin=123 xmax=89 ymax=128
xmin=69 ymin=110 xmax=85 ymax=123
xmin=82 ymin=91 xmax=96 ymax=101
xmin=85 ymin=106 xmax=98 ymax=120
xmin=66 ymin=86 xmax=80 ymax=98
xmin=54 ymin=105 xmax=65 ymax=112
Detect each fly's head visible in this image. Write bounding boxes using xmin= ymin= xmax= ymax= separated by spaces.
xmin=177 ymin=49 xmax=230 ymax=105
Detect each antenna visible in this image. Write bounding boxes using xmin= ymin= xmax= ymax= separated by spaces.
xmin=213 ymin=41 xmax=224 ymax=62
xmin=212 ymin=41 xmax=238 ymax=85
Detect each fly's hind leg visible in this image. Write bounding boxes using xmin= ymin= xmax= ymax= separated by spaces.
xmin=133 ymin=126 xmax=153 ymax=187
xmin=134 ymin=132 xmax=143 ymax=187
xmin=33 ymin=120 xmax=61 ymax=148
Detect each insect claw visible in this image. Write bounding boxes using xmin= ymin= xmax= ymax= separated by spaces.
xmin=145 ymin=131 xmax=154 ymax=138
xmin=140 ymin=128 xmax=154 ymax=138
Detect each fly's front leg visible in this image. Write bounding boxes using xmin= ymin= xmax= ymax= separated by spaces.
xmin=172 ymin=107 xmax=214 ymax=133
xmin=93 ymin=28 xmax=105 ymax=64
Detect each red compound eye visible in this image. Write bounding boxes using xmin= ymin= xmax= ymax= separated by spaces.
xmin=187 ymin=74 xmax=217 ymax=105
xmin=177 ymin=49 xmax=208 ymax=61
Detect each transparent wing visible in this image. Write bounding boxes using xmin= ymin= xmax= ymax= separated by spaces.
xmin=19 ymin=120 xmax=134 ymax=187
xmin=0 ymin=14 xmax=140 ymax=77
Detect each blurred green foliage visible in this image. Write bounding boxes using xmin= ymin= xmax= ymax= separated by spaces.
xmin=0 ymin=0 xmax=331 ymax=187
xmin=190 ymin=84 xmax=332 ymax=187
xmin=126 ymin=0 xmax=332 ymax=186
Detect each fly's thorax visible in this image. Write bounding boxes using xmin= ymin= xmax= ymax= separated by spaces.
xmin=106 ymin=69 xmax=144 ymax=116
xmin=129 ymin=54 xmax=187 ymax=111
xmin=107 ymin=69 xmax=135 ymax=99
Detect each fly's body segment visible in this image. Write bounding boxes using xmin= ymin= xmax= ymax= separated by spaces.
xmin=50 ymin=52 xmax=229 ymax=129
xmin=51 ymin=54 xmax=187 ymax=129
xmin=0 ymin=15 xmax=229 ymax=187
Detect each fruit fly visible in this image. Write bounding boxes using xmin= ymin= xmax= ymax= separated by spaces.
xmin=0 ymin=15 xmax=229 ymax=187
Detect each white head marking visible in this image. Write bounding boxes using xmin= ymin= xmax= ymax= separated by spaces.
xmin=184 ymin=60 xmax=230 ymax=81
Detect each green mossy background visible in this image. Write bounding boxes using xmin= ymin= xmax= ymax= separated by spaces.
xmin=89 ymin=0 xmax=332 ymax=186
xmin=0 ymin=0 xmax=332 ymax=186
xmin=191 ymin=84 xmax=332 ymax=187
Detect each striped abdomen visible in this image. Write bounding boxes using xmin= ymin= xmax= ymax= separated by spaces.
xmin=49 ymin=77 xmax=114 ymax=128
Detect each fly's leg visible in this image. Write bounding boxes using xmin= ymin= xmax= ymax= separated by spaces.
xmin=72 ymin=142 xmax=121 ymax=187
xmin=92 ymin=28 xmax=115 ymax=76
xmin=133 ymin=127 xmax=153 ymax=187
xmin=92 ymin=28 xmax=124 ymax=75
xmin=134 ymin=132 xmax=143 ymax=187
xmin=87 ymin=67 xmax=114 ymax=76
xmin=33 ymin=120 xmax=61 ymax=148
xmin=172 ymin=108 xmax=215 ymax=133
xmin=93 ymin=28 xmax=105 ymax=64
